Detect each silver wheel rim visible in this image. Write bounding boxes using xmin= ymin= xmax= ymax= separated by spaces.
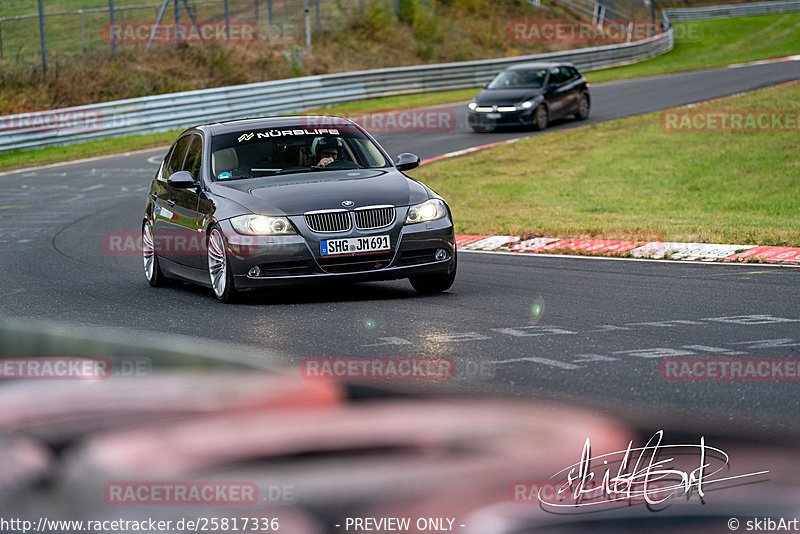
xmin=143 ymin=222 xmax=155 ymax=281
xmin=208 ymin=229 xmax=227 ymax=298
xmin=580 ymin=96 xmax=589 ymax=116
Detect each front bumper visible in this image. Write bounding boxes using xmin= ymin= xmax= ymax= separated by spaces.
xmin=218 ymin=213 xmax=455 ymax=291
xmin=468 ymin=108 xmax=534 ymax=128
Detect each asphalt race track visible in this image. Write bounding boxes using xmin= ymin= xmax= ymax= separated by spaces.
xmin=2 ymin=60 xmax=799 ymax=441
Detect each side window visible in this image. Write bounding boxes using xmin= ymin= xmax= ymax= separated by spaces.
xmin=548 ymin=68 xmax=560 ymax=86
xmin=182 ymin=135 xmax=203 ymax=179
xmin=567 ymin=67 xmax=580 ymax=80
xmin=552 ymin=67 xmax=568 ymax=85
xmin=165 ymin=135 xmax=191 ymax=177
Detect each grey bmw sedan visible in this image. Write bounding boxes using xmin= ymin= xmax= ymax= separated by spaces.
xmin=143 ymin=116 xmax=456 ymax=302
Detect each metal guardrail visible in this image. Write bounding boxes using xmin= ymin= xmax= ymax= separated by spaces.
xmin=662 ymin=0 xmax=800 ymax=21
xmin=0 ymin=30 xmax=673 ymax=153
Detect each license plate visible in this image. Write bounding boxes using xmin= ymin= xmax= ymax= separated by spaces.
xmin=486 ymin=113 xmax=502 ymax=119
xmin=321 ymin=235 xmax=390 ymax=256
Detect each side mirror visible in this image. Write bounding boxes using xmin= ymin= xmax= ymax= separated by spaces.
xmin=167 ymin=170 xmax=197 ymax=188
xmin=395 ymin=153 xmax=420 ymax=172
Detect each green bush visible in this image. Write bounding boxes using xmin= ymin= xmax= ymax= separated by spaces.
xmin=398 ymin=0 xmax=418 ymax=24
xmin=359 ymin=0 xmax=395 ymax=39
xmin=411 ymin=1 xmax=441 ymax=39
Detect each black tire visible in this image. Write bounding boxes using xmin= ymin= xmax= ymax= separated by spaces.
xmin=576 ymin=92 xmax=590 ymax=121
xmin=409 ymin=253 xmax=457 ymax=294
xmin=533 ymin=104 xmax=549 ymax=131
xmin=207 ymin=226 xmax=239 ymax=303
xmin=143 ymin=221 xmax=169 ymax=287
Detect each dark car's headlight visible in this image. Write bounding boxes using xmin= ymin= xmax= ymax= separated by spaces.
xmin=405 ymin=199 xmax=447 ymax=224
xmin=230 ymin=215 xmax=296 ymax=235
xmin=468 ymin=102 xmax=478 ymax=111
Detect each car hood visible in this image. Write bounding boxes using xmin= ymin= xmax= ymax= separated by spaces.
xmin=209 ymin=169 xmax=431 ymax=216
xmin=474 ymin=88 xmax=545 ymax=106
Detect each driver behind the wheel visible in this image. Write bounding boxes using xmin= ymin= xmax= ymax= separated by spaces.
xmin=315 ymin=137 xmax=340 ymax=167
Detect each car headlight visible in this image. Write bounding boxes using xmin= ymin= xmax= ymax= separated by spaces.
xmin=468 ymin=102 xmax=478 ymax=111
xmin=405 ymin=199 xmax=447 ymax=224
xmin=230 ymin=215 xmax=296 ymax=235
xmin=520 ymin=101 xmax=533 ymax=109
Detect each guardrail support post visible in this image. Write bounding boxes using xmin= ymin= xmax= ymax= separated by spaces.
xmin=224 ymin=0 xmax=231 ymax=40
xmin=267 ymin=0 xmax=273 ymax=30
xmin=37 ymin=0 xmax=48 ymax=72
xmin=180 ymin=0 xmax=206 ymax=44
xmin=109 ymin=0 xmax=117 ymax=53
xmin=174 ymin=0 xmax=181 ymax=44
xmin=650 ymin=0 xmax=657 ymax=34
xmin=148 ymin=0 xmax=170 ymax=50
xmin=303 ymin=0 xmax=312 ymax=55
xmin=79 ymin=10 xmax=86 ymax=52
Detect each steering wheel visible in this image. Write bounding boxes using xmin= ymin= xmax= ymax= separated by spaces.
xmin=315 ymin=160 xmax=359 ymax=170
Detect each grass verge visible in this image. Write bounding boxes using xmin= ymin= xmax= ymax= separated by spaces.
xmin=302 ymin=88 xmax=480 ymax=116
xmin=586 ymin=13 xmax=800 ymax=83
xmin=0 ymin=130 xmax=181 ymax=172
xmin=407 ymin=82 xmax=800 ymax=247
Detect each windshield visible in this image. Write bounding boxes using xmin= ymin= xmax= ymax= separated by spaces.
xmin=210 ymin=124 xmax=390 ymax=181
xmin=487 ymin=68 xmax=548 ymax=89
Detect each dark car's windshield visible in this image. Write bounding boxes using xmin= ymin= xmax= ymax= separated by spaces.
xmin=210 ymin=124 xmax=390 ymax=181
xmin=486 ymin=68 xmax=548 ymax=89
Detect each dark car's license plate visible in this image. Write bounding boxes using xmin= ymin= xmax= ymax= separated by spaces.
xmin=321 ymin=235 xmax=390 ymax=256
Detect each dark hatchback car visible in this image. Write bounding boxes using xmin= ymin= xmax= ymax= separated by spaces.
xmin=142 ymin=116 xmax=456 ymax=302
xmin=468 ymin=62 xmax=590 ymax=132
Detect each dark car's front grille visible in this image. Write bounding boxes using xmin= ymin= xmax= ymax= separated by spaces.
xmin=305 ymin=210 xmax=351 ymax=233
xmin=319 ymin=252 xmax=394 ymax=274
xmin=354 ymin=206 xmax=395 ymax=230
xmin=305 ymin=206 xmax=396 ymax=233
